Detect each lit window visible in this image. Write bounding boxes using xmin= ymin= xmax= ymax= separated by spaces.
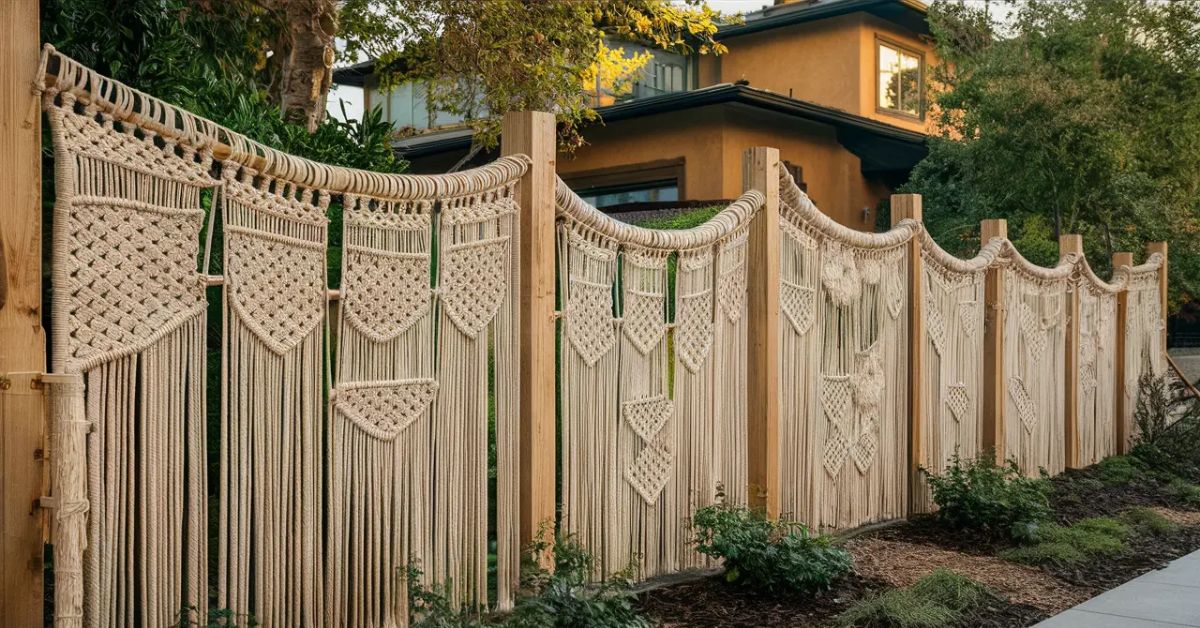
xmin=878 ymin=41 xmax=922 ymax=117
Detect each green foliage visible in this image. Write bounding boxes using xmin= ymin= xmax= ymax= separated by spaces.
xmin=1120 ymin=507 xmax=1179 ymax=535
xmin=1096 ymin=456 xmax=1144 ymax=486
xmin=924 ymin=452 xmax=1052 ymax=539
xmin=1131 ymin=373 xmax=1200 ymax=480
xmin=691 ymin=500 xmax=853 ymax=596
xmin=339 ymin=0 xmax=735 ymax=151
xmin=631 ymin=206 xmax=723 ymax=230
xmin=1167 ymin=478 xmax=1200 ymax=509
xmin=837 ymin=570 xmax=994 ymax=628
xmin=405 ymin=564 xmax=485 ymax=628
xmin=909 ymin=0 xmax=1200 ymax=308
xmin=509 ymin=536 xmax=650 ymax=628
xmin=1001 ymin=518 xmax=1129 ymax=566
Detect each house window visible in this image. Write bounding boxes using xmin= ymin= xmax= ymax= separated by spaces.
xmin=579 ymin=180 xmax=679 ymax=209
xmin=877 ymin=39 xmax=922 ymax=118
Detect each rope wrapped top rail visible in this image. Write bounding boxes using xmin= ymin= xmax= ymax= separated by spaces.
xmin=920 ymin=230 xmax=1006 ymax=274
xmin=1077 ymin=256 xmax=1128 ymax=294
xmin=37 ymin=45 xmax=529 ymax=198
xmin=554 ymin=176 xmax=763 ymax=250
xmin=1120 ymin=252 xmax=1165 ymax=278
xmin=778 ymin=165 xmax=918 ymax=249
xmin=997 ymin=240 xmax=1076 ymax=282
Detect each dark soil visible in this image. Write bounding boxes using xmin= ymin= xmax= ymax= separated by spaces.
xmin=1040 ymin=515 xmax=1200 ymax=591
xmin=1048 ymin=465 xmax=1182 ymax=523
xmin=956 ymin=600 xmax=1048 ymax=628
xmin=637 ymin=575 xmax=887 ymax=627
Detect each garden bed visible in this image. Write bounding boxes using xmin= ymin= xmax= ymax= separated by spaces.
xmin=636 ymin=456 xmax=1200 ymax=627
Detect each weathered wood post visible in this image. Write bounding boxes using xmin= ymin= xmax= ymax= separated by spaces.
xmin=981 ymin=219 xmax=1008 ymax=462
xmin=1113 ymin=251 xmax=1133 ymax=454
xmin=1060 ymin=234 xmax=1083 ymax=469
xmin=891 ymin=194 xmax=923 ymax=511
xmin=0 ymin=1 xmax=47 ymax=624
xmin=742 ymin=147 xmax=781 ymax=518
xmin=501 ymin=111 xmax=557 ymax=564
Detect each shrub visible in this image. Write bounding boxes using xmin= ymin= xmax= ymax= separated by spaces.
xmin=509 ymin=536 xmax=650 ymax=628
xmin=1121 ymin=507 xmax=1179 ymax=535
xmin=1167 ymin=478 xmax=1200 ymax=508
xmin=924 ymin=452 xmax=1052 ymax=539
xmin=1096 ymin=456 xmax=1144 ymax=485
xmin=1000 ymin=517 xmax=1129 ymax=566
xmin=1131 ymin=373 xmax=1200 ymax=480
xmin=691 ymin=501 xmax=852 ymax=596
xmin=406 ymin=564 xmax=484 ymax=628
xmin=838 ymin=570 xmax=995 ymax=628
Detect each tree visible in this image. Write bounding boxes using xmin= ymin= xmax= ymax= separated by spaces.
xmin=906 ymin=0 xmax=1200 ymax=310
xmin=337 ymin=0 xmax=732 ymax=151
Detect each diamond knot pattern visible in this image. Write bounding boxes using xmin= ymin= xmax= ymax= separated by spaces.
xmin=625 ymin=435 xmax=673 ymax=506
xmin=623 ymin=395 xmax=673 ymax=442
xmin=440 ymin=236 xmax=510 ymax=338
xmin=782 ymin=280 xmax=815 ymax=336
xmin=1009 ymin=376 xmax=1037 ymax=434
xmin=335 ymin=379 xmax=439 ymax=441
xmin=623 ymin=289 xmax=666 ymax=354
xmin=566 ymin=277 xmax=616 ymax=367
xmin=341 ymin=247 xmax=430 ymax=342
xmin=226 ymin=229 xmax=326 ymax=355
xmin=676 ymin=289 xmax=714 ymax=373
xmin=946 ymin=384 xmax=971 ymax=424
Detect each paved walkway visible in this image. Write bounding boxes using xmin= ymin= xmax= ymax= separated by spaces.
xmin=1035 ymin=549 xmax=1200 ymax=627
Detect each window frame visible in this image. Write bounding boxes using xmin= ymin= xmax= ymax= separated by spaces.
xmin=874 ymin=36 xmax=925 ymax=121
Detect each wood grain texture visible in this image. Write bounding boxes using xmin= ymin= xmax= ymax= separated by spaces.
xmin=1147 ymin=241 xmax=1168 ymax=346
xmin=1060 ymin=234 xmax=1083 ymax=469
xmin=742 ymin=147 xmax=781 ymax=518
xmin=1113 ymin=252 xmax=1133 ymax=454
xmin=0 ymin=2 xmax=47 ymax=624
xmin=891 ymin=194 xmax=922 ymax=509
xmin=501 ymin=111 xmax=557 ymax=562
xmin=980 ymin=219 xmax=1007 ymax=462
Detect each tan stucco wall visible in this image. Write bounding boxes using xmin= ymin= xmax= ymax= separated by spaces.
xmin=558 ymin=105 xmax=891 ymax=231
xmin=701 ymin=11 xmax=936 ymax=134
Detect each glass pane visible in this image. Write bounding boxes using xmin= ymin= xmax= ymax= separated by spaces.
xmin=878 ymin=44 xmax=900 ymax=110
xmin=899 ymin=51 xmax=921 ymax=115
xmin=580 ymin=182 xmax=679 ymax=209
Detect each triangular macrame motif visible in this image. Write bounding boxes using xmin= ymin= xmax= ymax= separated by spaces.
xmin=1008 ymin=376 xmax=1037 ymax=434
xmin=334 ymin=378 xmax=439 ymax=441
xmin=625 ymin=435 xmax=673 ymax=506
xmin=622 ymin=289 xmax=666 ymax=354
xmin=782 ymin=280 xmax=815 ymax=336
xmin=623 ymin=395 xmax=673 ymax=443
xmin=946 ymin=383 xmax=971 ymax=424
xmin=341 ymin=247 xmax=430 ymax=342
xmin=566 ymin=276 xmax=616 ymax=367
xmin=676 ymin=289 xmax=714 ymax=373
xmin=226 ymin=229 xmax=326 ymax=355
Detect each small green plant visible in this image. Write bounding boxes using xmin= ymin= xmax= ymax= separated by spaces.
xmin=1096 ymin=456 xmax=1144 ymax=485
xmin=509 ymin=535 xmax=650 ymax=628
xmin=406 ymin=564 xmax=484 ymax=628
xmin=1130 ymin=373 xmax=1200 ymax=479
xmin=1167 ymin=478 xmax=1200 ymax=508
xmin=1000 ymin=517 xmax=1129 ymax=566
xmin=1121 ymin=507 xmax=1179 ymax=535
xmin=924 ymin=452 xmax=1052 ymax=539
xmin=838 ymin=570 xmax=995 ymax=628
xmin=691 ymin=500 xmax=852 ymax=596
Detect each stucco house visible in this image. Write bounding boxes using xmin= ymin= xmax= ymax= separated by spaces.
xmin=332 ymin=0 xmax=933 ymax=230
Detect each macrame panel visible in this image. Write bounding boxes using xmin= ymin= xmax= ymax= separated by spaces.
xmin=431 ymin=188 xmax=521 ymax=610
xmin=914 ymin=252 xmax=985 ymax=512
xmin=558 ymin=223 xmax=621 ymax=578
xmin=615 ymin=246 xmax=673 ymax=577
xmin=327 ymin=196 xmax=435 ymax=626
xmin=1076 ymin=282 xmax=1118 ymax=465
xmin=219 ymin=169 xmax=329 ymax=625
xmin=777 ymin=210 xmax=910 ymax=532
xmin=1125 ymin=270 xmax=1169 ymax=436
xmin=1002 ymin=269 xmax=1068 ymax=476
xmin=47 ymin=94 xmax=211 ymax=628
xmin=713 ymin=230 xmax=751 ymax=510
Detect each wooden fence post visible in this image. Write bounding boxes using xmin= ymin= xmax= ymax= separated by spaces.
xmin=1113 ymin=251 xmax=1133 ymax=454
xmin=981 ymin=219 xmax=1008 ymax=463
xmin=742 ymin=147 xmax=781 ymax=518
xmin=0 ymin=1 xmax=47 ymax=624
xmin=1147 ymin=241 xmax=1168 ymax=347
xmin=1060 ymin=234 xmax=1083 ymax=469
xmin=502 ymin=111 xmax=557 ymax=563
xmin=891 ymin=194 xmax=923 ymax=511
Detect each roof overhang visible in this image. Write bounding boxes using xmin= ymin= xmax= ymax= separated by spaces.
xmin=717 ymin=0 xmax=929 ymax=40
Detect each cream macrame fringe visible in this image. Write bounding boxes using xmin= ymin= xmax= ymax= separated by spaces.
xmin=1122 ymin=257 xmax=1169 ymax=438
xmin=46 ymin=85 xmax=211 ymax=628
xmin=778 ymin=167 xmax=913 ymax=531
xmin=554 ymin=181 xmax=760 ymax=579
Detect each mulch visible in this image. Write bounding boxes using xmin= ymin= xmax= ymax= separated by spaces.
xmin=637 ymin=574 xmax=887 ymax=627
xmin=637 ymin=463 xmax=1200 ymax=627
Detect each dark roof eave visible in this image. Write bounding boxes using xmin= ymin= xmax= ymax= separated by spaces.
xmin=716 ymin=0 xmax=928 ymax=40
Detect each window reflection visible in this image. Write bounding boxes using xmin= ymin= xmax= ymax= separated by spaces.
xmin=878 ymin=41 xmax=922 ymax=117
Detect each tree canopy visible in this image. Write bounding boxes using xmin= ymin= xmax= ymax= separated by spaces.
xmin=338 ymin=0 xmax=732 ymax=151
xmin=907 ymin=0 xmax=1200 ymax=310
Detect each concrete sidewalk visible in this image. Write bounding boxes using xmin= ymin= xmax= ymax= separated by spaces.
xmin=1035 ymin=549 xmax=1200 ymax=627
